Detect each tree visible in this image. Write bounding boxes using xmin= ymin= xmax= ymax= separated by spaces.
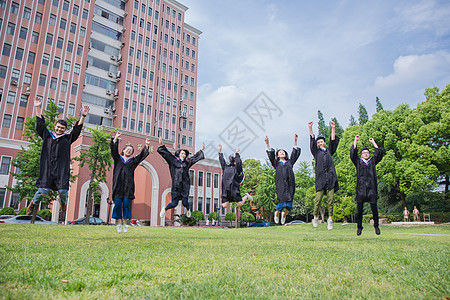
xmin=376 ymin=97 xmax=384 ymax=112
xmin=349 ymin=115 xmax=357 ymax=126
xmin=291 ymin=162 xmax=315 ymax=221
xmin=73 ymin=126 xmax=114 ymax=225
xmin=333 ymin=196 xmax=356 ymax=222
xmin=7 ymin=100 xmax=77 ymax=220
xmin=254 ymin=161 xmax=276 ymax=220
xmin=358 ymin=103 xmax=369 ymax=125
xmin=317 ymin=110 xmax=329 ymax=140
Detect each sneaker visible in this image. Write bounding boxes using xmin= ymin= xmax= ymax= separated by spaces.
xmin=281 ymin=211 xmax=287 ymax=225
xmin=59 ymin=200 xmax=67 ymax=212
xmin=160 ymin=208 xmax=166 ymax=218
xmin=312 ymin=217 xmax=318 ymax=228
xmin=327 ymin=218 xmax=333 ymax=230
xmin=274 ymin=211 xmax=279 ymax=224
xmin=186 ymin=210 xmax=191 ymax=217
xmin=357 ymin=228 xmax=362 ymax=236
xmin=26 ymin=202 xmax=36 ymax=215
xmin=375 ymin=227 xmax=380 ymax=235
xmin=117 ymin=224 xmax=122 ymax=233
xmin=245 ymin=193 xmax=254 ymax=201
xmin=123 ymin=225 xmax=128 ymax=233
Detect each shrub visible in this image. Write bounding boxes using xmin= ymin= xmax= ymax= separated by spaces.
xmin=208 ymin=212 xmax=220 ymax=221
xmin=18 ymin=207 xmax=27 ymax=215
xmin=38 ymin=209 xmax=52 ymax=220
xmin=241 ymin=212 xmax=255 ymax=222
xmin=362 ymin=212 xmax=450 ymax=224
xmin=191 ymin=210 xmax=204 ymax=221
xmin=0 ymin=207 xmax=16 ymax=216
xmin=174 ymin=214 xmax=196 ymax=226
xmin=225 ymin=212 xmax=236 ymax=221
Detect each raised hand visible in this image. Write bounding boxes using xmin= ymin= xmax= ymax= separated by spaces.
xmin=265 ymin=136 xmax=269 ymax=146
xmin=355 ymin=135 xmax=360 ymax=141
xmin=308 ymin=121 xmax=313 ymax=128
xmin=159 ymin=137 xmax=163 ymax=146
xmin=81 ymin=105 xmax=90 ymax=116
xmin=218 ymin=144 xmax=222 ymax=153
xmin=234 ymin=148 xmax=240 ymax=154
xmin=330 ymin=121 xmax=335 ymax=128
xmin=145 ymin=138 xmax=150 ymax=146
xmin=34 ymin=97 xmax=42 ymax=107
xmin=115 ymin=131 xmax=122 ymax=139
xmin=201 ymin=142 xmax=205 ymax=151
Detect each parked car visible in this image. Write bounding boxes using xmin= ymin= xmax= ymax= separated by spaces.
xmin=0 ymin=215 xmax=57 ymax=225
xmin=249 ymin=219 xmax=270 ymax=227
xmin=67 ymin=217 xmax=111 ymax=225
xmin=0 ymin=215 xmax=14 ymax=220
xmin=285 ymin=220 xmax=307 ymax=226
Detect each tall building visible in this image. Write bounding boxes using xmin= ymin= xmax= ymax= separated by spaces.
xmin=0 ymin=0 xmax=225 ymax=226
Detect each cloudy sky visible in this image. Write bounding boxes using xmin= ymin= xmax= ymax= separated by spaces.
xmin=181 ymin=0 xmax=450 ymax=161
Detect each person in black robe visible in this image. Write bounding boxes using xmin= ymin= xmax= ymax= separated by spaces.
xmin=218 ymin=144 xmax=253 ymax=209
xmin=158 ymin=137 xmax=205 ymax=218
xmin=110 ymin=131 xmax=150 ymax=233
xmin=350 ymin=135 xmax=384 ymax=236
xmin=265 ymin=134 xmax=301 ymax=225
xmin=308 ymin=121 xmax=339 ymax=230
xmin=26 ymin=97 xmax=90 ymax=215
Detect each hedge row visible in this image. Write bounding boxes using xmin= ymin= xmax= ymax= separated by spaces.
xmin=362 ymin=212 xmax=450 ymax=224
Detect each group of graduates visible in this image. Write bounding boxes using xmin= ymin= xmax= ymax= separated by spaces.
xmin=27 ymin=97 xmax=384 ymax=236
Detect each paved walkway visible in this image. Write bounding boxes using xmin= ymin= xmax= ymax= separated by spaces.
xmin=393 ymin=233 xmax=450 ymax=237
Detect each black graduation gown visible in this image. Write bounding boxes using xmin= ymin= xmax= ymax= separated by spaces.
xmin=219 ymin=153 xmax=243 ymax=202
xmin=157 ymin=145 xmax=204 ymax=199
xmin=350 ymin=145 xmax=384 ymax=203
xmin=267 ymin=147 xmax=301 ymax=203
xmin=111 ymin=139 xmax=149 ymax=199
xmin=35 ymin=115 xmax=83 ymax=190
xmin=310 ymin=136 xmax=340 ymax=192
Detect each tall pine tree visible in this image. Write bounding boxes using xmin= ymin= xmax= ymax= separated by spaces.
xmin=358 ymin=103 xmax=369 ymax=125
xmin=376 ymin=97 xmax=384 ymax=112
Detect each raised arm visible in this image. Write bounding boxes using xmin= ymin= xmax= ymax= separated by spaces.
xmin=189 ymin=147 xmax=205 ymax=167
xmin=308 ymin=121 xmax=314 ymax=138
xmin=370 ymin=138 xmax=384 ymax=164
xmin=330 ymin=121 xmax=336 ymax=141
xmin=350 ymin=135 xmax=359 ymax=166
xmin=134 ymin=138 xmax=150 ymax=164
xmin=157 ymin=144 xmax=178 ymax=166
xmin=235 ymin=150 xmax=243 ymax=174
xmin=265 ymin=136 xmax=270 ymax=150
xmin=290 ymin=134 xmax=301 ymax=165
xmin=33 ymin=97 xmax=48 ymax=139
xmin=218 ymin=144 xmax=226 ymax=170
xmin=78 ymin=105 xmax=90 ymax=125
xmin=33 ymin=97 xmax=42 ymax=117
xmin=110 ymin=132 xmax=121 ymax=162
xmin=266 ymin=148 xmax=277 ymax=169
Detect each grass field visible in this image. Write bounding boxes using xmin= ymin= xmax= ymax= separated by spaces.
xmin=0 ymin=223 xmax=449 ymax=299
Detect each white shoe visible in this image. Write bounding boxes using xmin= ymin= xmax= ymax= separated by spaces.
xmin=245 ymin=193 xmax=254 ymax=201
xmin=123 ymin=225 xmax=128 ymax=233
xmin=160 ymin=208 xmax=166 ymax=218
xmin=327 ymin=218 xmax=333 ymax=230
xmin=117 ymin=224 xmax=122 ymax=233
xmin=186 ymin=210 xmax=191 ymax=217
xmin=281 ymin=211 xmax=286 ymax=225
xmin=313 ymin=218 xmax=318 ymax=228
xmin=274 ymin=211 xmax=279 ymax=224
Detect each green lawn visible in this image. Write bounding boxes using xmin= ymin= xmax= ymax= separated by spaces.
xmin=0 ymin=223 xmax=449 ymax=299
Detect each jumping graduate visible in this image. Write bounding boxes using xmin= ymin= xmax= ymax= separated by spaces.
xmin=26 ymin=97 xmax=90 ymax=215
xmin=218 ymin=144 xmax=253 ymax=209
xmin=265 ymin=134 xmax=301 ymax=225
xmin=308 ymin=121 xmax=339 ymax=230
xmin=350 ymin=135 xmax=384 ymax=236
xmin=110 ymin=131 xmax=150 ymax=233
xmin=158 ymin=137 xmax=205 ymax=218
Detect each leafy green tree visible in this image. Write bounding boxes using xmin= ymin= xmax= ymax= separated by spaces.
xmin=376 ymin=97 xmax=384 ymax=112
xmin=317 ymin=110 xmax=329 ymax=140
xmin=73 ymin=126 xmax=114 ymax=225
xmin=291 ymin=162 xmax=315 ymax=220
xmin=349 ymin=115 xmax=357 ymax=126
xmin=239 ymin=159 xmax=261 ymax=212
xmin=333 ymin=196 xmax=356 ymax=222
xmin=358 ymin=103 xmax=369 ymax=125
xmin=7 ymin=100 xmax=77 ymax=216
xmin=254 ymin=161 xmax=276 ymax=220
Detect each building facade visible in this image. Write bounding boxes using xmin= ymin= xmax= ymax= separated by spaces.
xmin=0 ymin=0 xmax=227 ymax=225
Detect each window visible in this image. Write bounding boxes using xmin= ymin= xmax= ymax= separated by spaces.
xmin=15 ymin=48 xmax=24 ymax=60
xmin=70 ymin=23 xmax=76 ymax=33
xmin=35 ymin=12 xmax=43 ymax=24
xmin=74 ymin=64 xmax=81 ymax=74
xmin=58 ymin=101 xmax=65 ymax=113
xmin=60 ymin=18 xmax=66 ymax=30
xmin=214 ymin=174 xmax=219 ymax=188
xmin=130 ymin=119 xmax=135 ymax=130
xmin=23 ymin=7 xmax=32 ymax=19
xmin=20 ymin=95 xmax=28 ymax=107
xmin=46 ymin=33 xmax=53 ymax=45
xmin=26 ymin=51 xmax=35 ymax=64
xmin=64 ymin=60 xmax=71 ymax=71
xmin=7 ymin=23 xmax=15 ymax=35
xmin=197 ymin=197 xmax=203 ymax=212
xmin=0 ymin=157 xmax=11 ymax=174
xmin=61 ymin=80 xmax=68 ymax=92
xmin=68 ymin=103 xmax=75 ymax=115
xmin=39 ymin=74 xmax=46 ymax=86
xmin=7 ymin=91 xmax=16 ymax=104
xmin=71 ymin=83 xmax=78 ymax=95
xmin=2 ymin=115 xmax=12 ymax=129
xmin=0 ymin=188 xmax=5 ymax=209
xmin=63 ymin=0 xmax=69 ymax=11
xmin=42 ymin=53 xmax=50 ymax=65
xmin=138 ymin=121 xmax=143 ymax=132
xmin=57 ymin=37 xmax=64 ymax=48
xmin=122 ymin=117 xmax=127 ymax=128
xmin=127 ymin=63 xmax=132 ymax=74
xmin=82 ymin=9 xmax=88 ymax=19
xmin=15 ymin=117 xmax=24 ymax=130
xmin=124 ymin=98 xmax=129 ymax=109
xmin=24 ymin=73 xmax=32 ymax=85
xmin=31 ymin=32 xmax=39 ymax=44
xmin=146 ymin=123 xmax=150 ymax=134
xmin=0 ymin=66 xmax=6 ymax=78
xmin=132 ymin=101 xmax=136 ymax=111
xmin=73 ymin=4 xmax=79 ymax=16
xmin=11 ymin=2 xmax=19 ymax=14
xmin=147 ymin=105 xmax=151 ymax=115
xmin=139 ymin=103 xmax=144 ymax=113
xmin=67 ymin=41 xmax=73 ymax=52
xmin=206 ymin=197 xmax=211 ymax=214
xmin=189 ymin=106 xmax=194 ymax=116
xmin=198 ymin=171 xmax=203 ymax=187
xmin=80 ymin=27 xmax=86 ymax=37
xmin=2 ymin=44 xmax=11 ymax=56
xmin=206 ymin=172 xmax=211 ymax=188
xmin=77 ymin=45 xmax=83 ymax=56
xmin=52 ymin=0 xmax=59 ymax=7
xmin=53 ymin=57 xmax=60 ymax=69
xmin=49 ymin=14 xmax=56 ymax=26
xmin=50 ymin=77 xmax=57 ymax=89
